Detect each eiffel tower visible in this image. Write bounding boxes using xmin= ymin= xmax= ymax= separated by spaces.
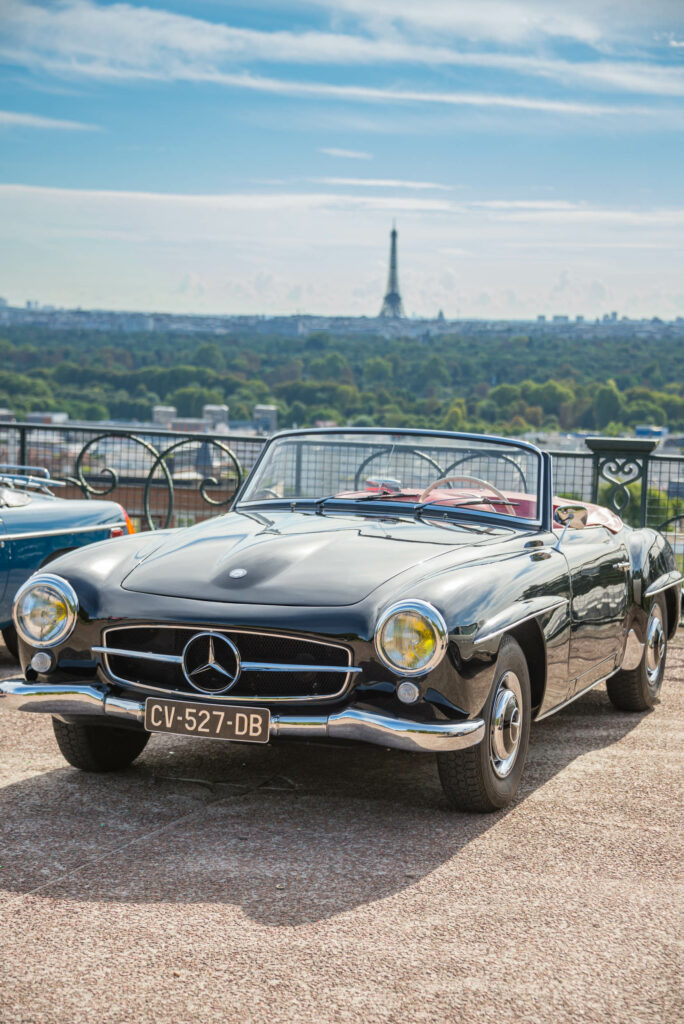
xmin=379 ymin=223 xmax=405 ymax=318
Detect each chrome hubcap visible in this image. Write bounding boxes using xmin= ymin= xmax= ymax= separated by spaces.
xmin=489 ymin=670 xmax=523 ymax=779
xmin=645 ymin=604 xmax=665 ymax=688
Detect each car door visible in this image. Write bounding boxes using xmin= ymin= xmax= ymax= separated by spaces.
xmin=560 ymin=525 xmax=630 ymax=694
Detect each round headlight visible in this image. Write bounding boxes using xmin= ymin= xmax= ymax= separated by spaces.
xmin=13 ymin=574 xmax=79 ymax=648
xmin=375 ymin=600 xmax=448 ymax=677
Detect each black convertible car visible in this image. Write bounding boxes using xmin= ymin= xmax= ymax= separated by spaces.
xmin=1 ymin=429 xmax=680 ymax=811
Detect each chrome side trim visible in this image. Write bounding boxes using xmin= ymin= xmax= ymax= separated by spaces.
xmin=93 ymin=645 xmax=360 ymax=675
xmin=535 ymin=668 xmax=619 ymax=722
xmin=0 ymin=678 xmax=484 ymax=754
xmin=1 ymin=521 xmax=127 ymax=542
xmin=644 ymin=571 xmax=683 ymax=599
xmin=241 ymin=662 xmax=360 ymax=674
xmin=473 ymin=598 xmax=568 ymax=646
xmin=93 ymin=646 xmax=183 ymax=665
xmin=98 ymin=624 xmax=356 ymax=704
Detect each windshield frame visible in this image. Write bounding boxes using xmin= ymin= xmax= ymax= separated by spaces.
xmin=234 ymin=427 xmax=550 ymax=531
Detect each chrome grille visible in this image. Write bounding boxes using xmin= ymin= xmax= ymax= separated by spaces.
xmin=96 ymin=625 xmax=357 ymax=703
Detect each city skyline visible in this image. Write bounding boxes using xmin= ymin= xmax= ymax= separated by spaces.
xmin=1 ymin=1 xmax=683 ymax=318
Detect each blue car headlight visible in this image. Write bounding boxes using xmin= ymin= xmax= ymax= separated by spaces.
xmin=13 ymin=573 xmax=79 ymax=648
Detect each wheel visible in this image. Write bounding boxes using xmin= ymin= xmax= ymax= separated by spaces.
xmin=437 ymin=635 xmax=531 ymax=812
xmin=1 ymin=624 xmax=18 ymax=660
xmin=607 ymin=596 xmax=667 ymax=712
xmin=52 ymin=719 xmax=150 ymax=772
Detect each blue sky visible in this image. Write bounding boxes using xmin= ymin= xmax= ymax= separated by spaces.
xmin=0 ymin=0 xmax=683 ymax=318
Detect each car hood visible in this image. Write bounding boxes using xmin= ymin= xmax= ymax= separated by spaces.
xmin=121 ymin=509 xmax=510 ymax=606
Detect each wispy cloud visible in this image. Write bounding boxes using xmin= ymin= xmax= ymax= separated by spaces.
xmin=311 ymin=177 xmax=453 ymax=190
xmin=2 ymin=181 xmax=683 ymax=318
xmin=301 ymin=0 xmax=683 ymax=49
xmin=320 ymin=147 xmax=372 ymax=159
xmin=1 ymin=0 xmax=683 ymax=101
xmin=192 ymin=73 xmax=657 ymax=117
xmin=0 ymin=109 xmax=98 ymax=130
xmin=0 ymin=183 xmax=455 ymax=213
xmin=4 ymin=184 xmax=684 ymax=228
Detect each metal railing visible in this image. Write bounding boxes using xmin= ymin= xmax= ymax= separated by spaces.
xmin=0 ymin=425 xmax=682 ymax=570
xmin=0 ymin=422 xmax=265 ymax=530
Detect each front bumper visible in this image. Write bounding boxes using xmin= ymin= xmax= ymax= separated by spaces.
xmin=0 ymin=677 xmax=485 ymax=754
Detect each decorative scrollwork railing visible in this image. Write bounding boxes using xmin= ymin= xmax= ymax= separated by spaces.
xmin=62 ymin=430 xmax=245 ymax=530
xmin=142 ymin=437 xmax=243 ymax=530
xmin=585 ymin=437 xmax=659 ymax=523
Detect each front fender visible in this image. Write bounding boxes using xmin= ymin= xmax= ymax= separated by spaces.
xmin=628 ymin=528 xmax=681 ymax=639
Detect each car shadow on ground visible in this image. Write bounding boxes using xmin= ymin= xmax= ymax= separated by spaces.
xmin=0 ymin=683 xmax=649 ymax=926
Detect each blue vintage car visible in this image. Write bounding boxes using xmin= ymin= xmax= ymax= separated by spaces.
xmin=0 ymin=466 xmax=133 ymax=657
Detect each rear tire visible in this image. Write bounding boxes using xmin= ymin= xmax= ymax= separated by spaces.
xmin=437 ymin=635 xmax=531 ymax=813
xmin=607 ymin=595 xmax=667 ymax=712
xmin=52 ymin=719 xmax=149 ymax=772
xmin=1 ymin=625 xmax=18 ymax=660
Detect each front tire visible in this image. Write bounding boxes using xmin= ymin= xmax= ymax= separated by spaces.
xmin=1 ymin=624 xmax=18 ymax=660
xmin=607 ymin=596 xmax=667 ymax=712
xmin=438 ymin=635 xmax=531 ymax=813
xmin=52 ymin=719 xmax=150 ymax=772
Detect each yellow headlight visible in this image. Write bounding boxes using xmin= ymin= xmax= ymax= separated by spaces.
xmin=375 ymin=601 xmax=448 ymax=676
xmin=13 ymin=574 xmax=79 ymax=648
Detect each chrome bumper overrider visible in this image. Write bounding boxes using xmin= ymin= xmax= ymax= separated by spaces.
xmin=0 ymin=678 xmax=484 ymax=754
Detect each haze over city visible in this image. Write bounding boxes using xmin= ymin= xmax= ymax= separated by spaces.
xmin=1 ymin=0 xmax=683 ymax=319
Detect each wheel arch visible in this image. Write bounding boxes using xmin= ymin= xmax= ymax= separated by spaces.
xmin=506 ymin=618 xmax=546 ymax=717
xmin=39 ymin=547 xmax=77 ymax=568
xmin=663 ymin=585 xmax=681 ymax=641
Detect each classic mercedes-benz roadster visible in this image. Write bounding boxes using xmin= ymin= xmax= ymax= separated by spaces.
xmin=1 ymin=429 xmax=680 ymax=811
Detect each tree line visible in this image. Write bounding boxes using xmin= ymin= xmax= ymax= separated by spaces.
xmin=0 ymin=324 xmax=682 ymax=436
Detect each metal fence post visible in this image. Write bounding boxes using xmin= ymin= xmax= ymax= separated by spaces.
xmin=584 ymin=437 xmax=659 ymax=526
xmin=18 ymin=424 xmax=27 ymax=469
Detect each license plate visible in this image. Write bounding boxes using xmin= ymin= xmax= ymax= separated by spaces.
xmin=144 ymin=698 xmax=270 ymax=744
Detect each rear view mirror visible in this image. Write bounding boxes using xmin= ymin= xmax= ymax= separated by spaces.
xmin=554 ymin=504 xmax=588 ymax=530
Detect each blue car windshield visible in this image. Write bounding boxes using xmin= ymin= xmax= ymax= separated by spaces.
xmin=239 ymin=431 xmax=542 ymax=524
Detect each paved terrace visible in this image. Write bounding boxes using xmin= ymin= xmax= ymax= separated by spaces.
xmin=0 ymin=638 xmax=682 ymax=1024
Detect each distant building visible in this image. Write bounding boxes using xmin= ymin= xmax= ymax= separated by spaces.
xmin=552 ymin=315 xmax=569 ymax=324
xmin=253 ymin=404 xmax=278 ymax=434
xmin=26 ymin=411 xmax=69 ymax=425
xmin=537 ymin=315 xmax=546 ymax=323
xmin=170 ymin=417 xmax=209 ymax=433
xmin=635 ymin=425 xmax=667 ymax=439
xmin=152 ymin=405 xmax=177 ymax=427
xmin=202 ymin=404 xmax=229 ymax=430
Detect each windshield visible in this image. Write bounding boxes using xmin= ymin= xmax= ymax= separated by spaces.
xmin=239 ymin=431 xmax=542 ymax=523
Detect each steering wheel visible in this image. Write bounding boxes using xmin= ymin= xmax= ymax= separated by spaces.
xmin=418 ymin=474 xmax=516 ymax=516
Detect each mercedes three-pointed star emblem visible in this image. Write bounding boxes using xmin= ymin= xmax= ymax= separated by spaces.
xmin=181 ymin=632 xmax=241 ymax=695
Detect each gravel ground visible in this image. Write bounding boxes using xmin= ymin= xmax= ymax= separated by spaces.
xmin=0 ymin=638 xmax=682 ymax=1024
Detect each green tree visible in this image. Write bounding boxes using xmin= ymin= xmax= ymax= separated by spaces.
xmin=593 ymin=383 xmax=623 ymax=429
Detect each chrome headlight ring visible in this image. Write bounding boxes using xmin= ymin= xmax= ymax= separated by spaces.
xmin=12 ymin=573 xmax=79 ymax=648
xmin=374 ymin=599 xmax=448 ymax=677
